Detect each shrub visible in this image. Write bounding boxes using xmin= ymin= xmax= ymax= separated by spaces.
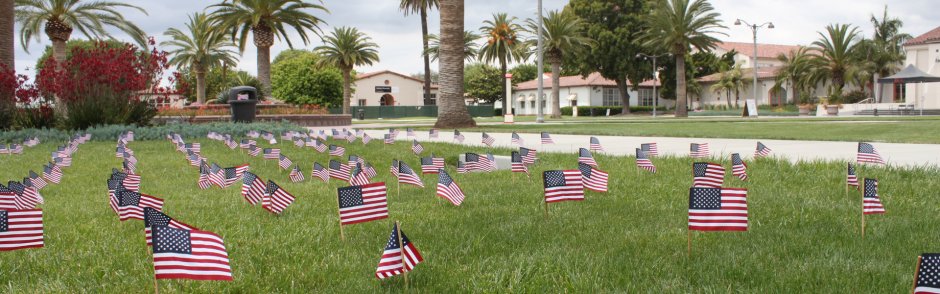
xmin=271 ymin=54 xmax=343 ymax=107
xmin=559 ymin=106 xmax=666 ymax=116
xmin=0 ymin=121 xmax=308 ymax=143
xmin=843 ymin=90 xmax=869 ymax=104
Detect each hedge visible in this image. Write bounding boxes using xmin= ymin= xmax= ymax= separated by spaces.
xmin=687 ymin=110 xmax=805 ymax=116
xmin=559 ymin=106 xmax=667 ymax=116
xmin=0 ymin=121 xmax=308 ymax=143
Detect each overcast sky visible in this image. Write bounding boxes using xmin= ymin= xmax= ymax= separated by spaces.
xmin=11 ymin=0 xmax=940 ymax=80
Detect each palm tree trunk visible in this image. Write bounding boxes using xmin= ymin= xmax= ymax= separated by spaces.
xmin=342 ymin=69 xmax=351 ymax=115
xmin=550 ymin=60 xmax=562 ymax=118
xmin=0 ymin=0 xmax=13 ymax=70
xmin=52 ymin=38 xmax=68 ymax=115
xmin=257 ymin=45 xmax=271 ymax=98
xmin=434 ymin=0 xmax=476 ymax=128
xmin=421 ymin=6 xmax=433 ymax=106
xmin=500 ymin=57 xmax=507 ymax=114
xmin=615 ymin=79 xmax=631 ymax=114
xmin=735 ymin=90 xmax=740 ymax=108
xmin=675 ymin=54 xmax=687 ymax=117
xmin=196 ymin=71 xmax=207 ymax=104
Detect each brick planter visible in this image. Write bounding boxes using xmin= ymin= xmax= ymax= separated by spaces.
xmin=156 ymin=114 xmax=351 ymax=126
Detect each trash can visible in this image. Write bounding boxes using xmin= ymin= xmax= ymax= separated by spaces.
xmin=228 ymin=86 xmax=258 ymax=123
xmin=590 ymin=107 xmax=596 ymax=117
xmin=358 ymin=109 xmax=365 ymax=121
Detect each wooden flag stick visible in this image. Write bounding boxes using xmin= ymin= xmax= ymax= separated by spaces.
xmin=153 ymin=263 xmax=160 ymax=294
xmin=544 ymin=200 xmax=550 ymax=223
xmin=913 ymin=255 xmax=923 ymax=294
xmin=688 ymin=229 xmax=692 ymax=258
xmin=862 ymin=180 xmax=866 ymax=237
xmin=336 ymin=191 xmax=345 ymax=241
xmin=862 ymin=213 xmax=866 ymax=238
xmin=396 ymin=221 xmax=408 ymax=291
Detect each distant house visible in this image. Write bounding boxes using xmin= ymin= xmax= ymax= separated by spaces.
xmin=511 ymin=72 xmax=664 ymax=116
xmin=352 ymin=70 xmax=438 ymax=106
xmin=902 ymin=26 xmax=940 ymax=108
xmin=695 ymin=42 xmax=802 ymax=107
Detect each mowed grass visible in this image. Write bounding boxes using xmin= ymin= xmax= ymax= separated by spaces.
xmin=2 ymin=138 xmax=940 ymax=293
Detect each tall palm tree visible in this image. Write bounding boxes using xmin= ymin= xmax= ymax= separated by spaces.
xmin=423 ymin=31 xmax=480 ymax=62
xmin=209 ymin=0 xmax=328 ymax=97
xmin=810 ymin=24 xmax=861 ymax=91
xmin=867 ymin=6 xmax=912 ymax=102
xmin=773 ymin=47 xmax=814 ymax=105
xmin=435 ymin=0 xmax=475 ymax=128
xmin=524 ymin=10 xmax=593 ymax=118
xmin=478 ymin=13 xmax=527 ymax=113
xmin=314 ymin=27 xmax=379 ymax=115
xmin=640 ymin=0 xmax=727 ymax=117
xmin=728 ymin=64 xmax=749 ymax=107
xmin=400 ymin=0 xmax=439 ymax=105
xmin=1 ymin=0 xmax=14 ymax=70
xmin=161 ymin=13 xmax=239 ymax=105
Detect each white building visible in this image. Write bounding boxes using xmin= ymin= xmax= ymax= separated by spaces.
xmin=902 ymin=26 xmax=940 ymax=108
xmin=352 ymin=70 xmax=438 ymax=106
xmin=694 ymin=42 xmax=803 ymax=107
xmin=511 ymin=72 xmax=666 ymax=116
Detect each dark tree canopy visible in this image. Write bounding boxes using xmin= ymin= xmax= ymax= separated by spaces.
xmin=658 ymin=50 xmax=735 ymax=100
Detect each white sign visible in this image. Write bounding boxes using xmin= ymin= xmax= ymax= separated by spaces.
xmin=744 ymin=99 xmax=758 ymax=118
xmin=391 ymin=86 xmax=400 ymax=94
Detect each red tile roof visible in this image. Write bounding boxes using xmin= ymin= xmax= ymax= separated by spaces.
xmin=697 ymin=66 xmax=782 ymax=83
xmin=355 ymin=70 xmax=425 ymax=83
xmin=715 ymin=42 xmax=802 ymax=59
xmin=513 ymin=72 xmax=658 ymax=90
xmin=904 ymin=26 xmax=940 ymax=46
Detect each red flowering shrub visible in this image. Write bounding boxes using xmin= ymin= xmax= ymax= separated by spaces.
xmin=0 ymin=64 xmax=49 ymax=129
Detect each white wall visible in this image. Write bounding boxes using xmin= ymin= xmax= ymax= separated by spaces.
xmin=511 ymin=86 xmax=672 ymax=115
xmin=351 ymin=73 xmax=437 ymax=106
xmin=905 ymin=44 xmax=940 ymax=109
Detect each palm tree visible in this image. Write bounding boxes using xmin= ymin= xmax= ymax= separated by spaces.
xmin=773 ymin=47 xmax=814 ymax=105
xmin=400 ymin=0 xmax=439 ymax=105
xmin=478 ymin=13 xmax=527 ymax=113
xmin=161 ymin=13 xmax=239 ymax=105
xmin=810 ymin=24 xmax=861 ymax=91
xmin=209 ymin=0 xmax=328 ymax=97
xmin=423 ymin=31 xmax=480 ymax=62
xmin=435 ymin=0 xmax=476 ymax=128
xmin=867 ymin=6 xmax=912 ymax=102
xmin=524 ymin=10 xmax=593 ymax=118
xmin=708 ymin=74 xmax=731 ymax=107
xmin=728 ymin=64 xmax=749 ymax=107
xmin=314 ymin=27 xmax=379 ymax=115
xmin=1 ymin=0 xmax=14 ymax=70
xmin=640 ymin=0 xmax=727 ymax=117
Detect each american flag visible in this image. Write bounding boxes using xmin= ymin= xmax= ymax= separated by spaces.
xmin=0 ymin=144 xmax=7 ymax=154
xmin=279 ymin=154 xmax=293 ymax=170
xmin=329 ymin=160 xmax=350 ymax=181
xmin=363 ymin=162 xmax=377 ymax=179
xmin=123 ymin=159 xmax=135 ymax=174
xmin=351 ymin=163 xmax=370 ymax=186
xmin=390 ymin=159 xmax=400 ymax=178
xmin=731 ymin=153 xmax=747 ymax=181
xmin=349 ymin=155 xmax=365 ymax=170
xmin=329 ymin=145 xmax=345 ymax=157
xmin=332 ymin=129 xmax=345 ymax=140
xmin=543 ymin=170 xmax=584 ymax=203
xmin=412 ymin=140 xmax=424 ymax=155
xmin=241 ymin=139 xmax=256 ymax=149
xmin=117 ymin=191 xmax=164 ymax=221
xmin=421 ymin=156 xmax=445 ymax=174
xmin=863 ymin=178 xmax=885 ymax=214
xmin=485 ymin=152 xmax=498 ymax=171
xmin=9 ymin=181 xmax=41 ymax=209
xmin=208 ymin=163 xmax=226 ymax=188
xmin=289 ymin=165 xmax=305 ymax=182
xmin=578 ymin=148 xmax=598 ymax=167
xmin=635 ymin=148 xmax=657 ymax=173
xmin=398 ymin=161 xmax=425 ymax=188
xmin=338 ymin=182 xmax=388 ymax=225
xmin=389 ymin=128 xmax=400 ymax=139
xmin=124 ymin=131 xmax=134 ymax=141
xmin=429 ymin=129 xmax=439 ymax=139
xmin=454 ymin=130 xmax=465 ymax=143
xmin=223 ymin=138 xmax=237 ymax=149
xmin=28 ymin=171 xmax=46 ymax=190
xmin=0 ymin=209 xmax=44 ymax=251
xmin=303 ymin=138 xmax=315 ymax=148
xmin=346 ymin=131 xmax=357 ymax=143
xmin=691 ymin=143 xmax=709 ymax=158
xmin=436 ymin=170 xmax=465 ymax=205
xmin=115 ymin=145 xmax=126 ymax=158
xmin=511 ymin=132 xmax=525 ymax=147
xmin=198 ymin=165 xmax=212 ymax=190
xmin=693 ymin=162 xmax=725 ymax=188
xmin=857 ymin=142 xmax=885 ymax=165
xmin=847 ymin=163 xmax=860 ymax=190
xmin=755 ymin=142 xmax=772 ymax=157
xmin=124 ymin=151 xmax=137 ymax=165
xmin=407 ymin=127 xmax=417 ymax=137
xmin=144 ymin=207 xmax=196 ymax=246
xmin=107 ymin=179 xmax=123 ymax=214
xmin=175 ymin=142 xmax=186 ymax=153
xmin=375 ymin=222 xmax=423 ymax=279
xmin=356 ymin=128 xmax=364 ymax=137
xmin=246 ymin=130 xmax=260 ymax=138
xmin=42 ymin=165 xmax=61 ymax=184
xmin=457 ymin=161 xmax=467 ymax=174
xmin=23 ymin=137 xmax=39 ymax=147
xmin=312 ymin=162 xmax=329 ymax=183
xmin=689 ymin=187 xmax=748 ymax=231
xmin=482 ymin=132 xmax=495 ymax=146
xmin=281 ymin=131 xmax=293 ymax=141
xmin=540 ymin=132 xmax=554 ymax=144
xmin=227 ymin=164 xmax=249 ymax=186
xmin=0 ymin=184 xmax=15 ymax=210
xmin=510 ymin=151 xmax=529 ymax=178
xmin=207 ymin=131 xmax=220 ymax=140
xmin=914 ymin=253 xmax=940 ymax=294
xmin=578 ymin=162 xmax=609 ymax=193
xmin=54 ymin=156 xmax=72 ymax=168
xmin=184 ymin=143 xmax=201 ymax=153
xmin=112 ymin=169 xmax=140 ymax=192
xmin=187 ymin=152 xmax=203 ymax=167
xmin=521 ymin=147 xmax=536 ymax=165
xmin=362 ymin=133 xmax=372 ymax=145
xmin=248 ymin=145 xmax=261 ymax=156
xmin=261 ymin=131 xmax=274 ymax=141
xmin=464 ymin=153 xmax=489 ymax=172
xmin=151 ymin=225 xmax=232 ymax=281
xmin=262 ymin=180 xmax=295 ymax=214
xmin=314 ymin=140 xmax=328 ymax=153
xmin=318 ymin=130 xmax=327 ymax=141
xmin=9 ymin=144 xmax=23 ymax=154
xmin=263 ymin=148 xmax=280 ymax=160
xmin=384 ymin=134 xmax=395 ymax=145
xmin=588 ymin=137 xmax=605 ymax=152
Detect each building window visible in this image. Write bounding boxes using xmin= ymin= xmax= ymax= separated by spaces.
xmin=602 ymin=88 xmax=621 ymax=106
xmin=638 ymin=88 xmax=654 ymax=106
xmin=894 ymin=83 xmax=906 ymax=102
xmin=757 ymin=63 xmax=773 ymax=68
xmin=358 ymin=99 xmax=366 ymax=106
xmin=423 ymin=93 xmax=437 ymax=99
xmin=570 ymin=99 xmax=577 ymax=107
xmin=530 ymin=101 xmax=535 ymax=108
xmin=519 ymin=100 xmax=525 ymax=109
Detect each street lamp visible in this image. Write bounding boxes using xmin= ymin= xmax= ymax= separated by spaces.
xmin=636 ymin=53 xmax=672 ymax=118
xmin=734 ymin=19 xmax=773 ymax=105
xmin=535 ymin=0 xmax=545 ymax=123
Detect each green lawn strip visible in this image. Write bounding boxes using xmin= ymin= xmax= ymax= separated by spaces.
xmin=0 ymin=140 xmax=937 ymax=292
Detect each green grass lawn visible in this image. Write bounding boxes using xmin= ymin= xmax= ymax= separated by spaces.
xmin=2 ymin=138 xmax=939 ymax=293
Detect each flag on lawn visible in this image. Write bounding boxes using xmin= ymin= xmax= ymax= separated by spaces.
xmin=578 ymin=148 xmax=598 ymax=167
xmin=0 ymin=184 xmax=15 ymax=210
xmin=578 ymin=162 xmax=609 ymax=193
xmin=351 ymin=163 xmax=370 ymax=186
xmin=144 ymin=207 xmax=196 ymax=246
xmin=117 ymin=190 xmax=164 ymax=221
xmin=863 ymin=178 xmax=885 ymax=214
xmin=755 ymin=142 xmax=772 ymax=158
xmin=421 ymin=155 xmax=445 ymax=174
xmin=407 ymin=128 xmax=417 ymax=137
xmin=312 ymin=162 xmax=329 ymax=183
xmin=375 ymin=222 xmax=423 ymax=279
xmin=107 ymin=179 xmax=123 ymax=214
xmin=847 ymin=163 xmax=860 ymax=190
xmin=278 ymin=154 xmax=293 ymax=170
xmin=123 ymin=159 xmax=136 ymax=174
xmin=384 ymin=134 xmax=395 ymax=145
xmin=263 ymin=148 xmax=280 ymax=160
xmin=184 ymin=143 xmax=201 ymax=154
xmin=9 ymin=144 xmax=23 ymax=154
xmin=693 ymin=162 xmax=725 ymax=188
xmin=198 ymin=165 xmax=211 ymax=190
xmin=224 ymin=138 xmax=237 ymax=149
xmin=362 ymin=133 xmax=372 ymax=145
xmin=332 ymin=129 xmax=345 ymax=140
xmin=398 ymin=161 xmax=425 ymax=188
xmin=429 ymin=129 xmax=439 ymax=139
xmin=206 ymin=131 xmax=220 ymax=140
xmin=486 ymin=152 xmax=498 ymax=171
xmin=329 ymin=145 xmax=345 ymax=157
xmin=246 ymin=130 xmax=260 ymax=138
xmin=454 ymin=130 xmax=465 ymax=143
xmin=858 ymin=142 xmax=886 ymax=165
xmin=112 ymin=169 xmax=140 ymax=192
xmin=313 ymin=140 xmax=328 ymax=153
xmin=543 ymin=170 xmax=584 ymax=203
xmin=913 ymin=253 xmax=940 ymax=294
xmin=281 ymin=131 xmax=293 ymax=141
xmin=28 ymin=171 xmax=46 ymax=190
xmin=208 ymin=163 xmax=225 ymax=188
xmin=541 ymin=132 xmax=554 ymax=144
xmin=240 ymin=139 xmax=255 ymax=149
xmin=248 ymin=145 xmax=261 ymax=156
xmin=346 ymin=131 xmax=356 ymax=143
xmin=389 ymin=128 xmax=400 ymax=139
xmin=457 ymin=161 xmax=467 ymax=174
xmin=227 ymin=164 xmax=249 ymax=186
xmin=511 ymin=132 xmax=525 ymax=147
xmin=0 ymin=144 xmax=7 ymax=154
xmin=303 ymin=138 xmax=315 ymax=148
xmin=349 ymin=155 xmax=365 ymax=170
xmin=151 ymin=225 xmax=232 ymax=281
xmin=338 ymin=182 xmax=388 ymax=225
xmin=688 ymin=187 xmax=748 ymax=231
xmin=262 ymin=180 xmax=295 ymax=214
xmin=289 ymin=165 xmax=305 ymax=182
xmin=53 ymin=156 xmax=71 ymax=168
xmin=42 ymin=165 xmax=61 ymax=184
xmin=437 ymin=170 xmax=465 ymax=206
xmin=691 ymin=143 xmax=710 ymax=158
xmin=0 ymin=209 xmax=43 ymax=251
xmin=482 ymin=132 xmax=495 ymax=146
xmin=464 ymin=153 xmax=489 ymax=172
xmin=390 ymin=159 xmax=400 ymax=177
xmin=510 ymin=151 xmax=529 ymax=178
xmin=364 ymin=162 xmax=377 ymax=179
xmin=356 ymin=129 xmax=364 ymax=137
xmin=588 ymin=137 xmax=605 ymax=152
xmin=636 ymin=148 xmax=657 ymax=173
xmin=9 ymin=181 xmax=41 ymax=209
xmin=521 ymin=147 xmax=536 ymax=165
xmin=329 ymin=160 xmax=350 ymax=181
xmin=731 ymin=153 xmax=747 ymax=181
xmin=412 ymin=140 xmax=424 ymax=155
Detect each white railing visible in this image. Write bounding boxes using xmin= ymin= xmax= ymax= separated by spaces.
xmin=851 ymin=98 xmax=874 ymax=115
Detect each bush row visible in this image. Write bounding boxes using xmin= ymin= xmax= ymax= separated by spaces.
xmin=559 ymin=106 xmax=668 ymax=116
xmin=0 ymin=121 xmax=308 ymax=143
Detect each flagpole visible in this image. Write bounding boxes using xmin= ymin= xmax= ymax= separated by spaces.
xmin=153 ymin=262 xmax=160 ymax=294
xmin=862 ymin=179 xmax=866 ymax=237
xmin=337 ymin=190 xmax=345 ymax=241
xmin=396 ymin=221 xmax=408 ymax=290
xmin=688 ymin=229 xmax=692 ymax=258
xmin=913 ymin=255 xmax=923 ymax=294
xmin=544 ymin=199 xmax=550 ymax=223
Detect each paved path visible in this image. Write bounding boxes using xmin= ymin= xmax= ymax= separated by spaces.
xmin=306 ymin=127 xmax=940 ymax=168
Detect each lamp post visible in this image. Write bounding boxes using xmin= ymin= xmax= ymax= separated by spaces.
xmin=734 ymin=19 xmax=773 ymax=105
xmin=535 ymin=0 xmax=545 ymax=123
xmin=636 ymin=53 xmax=672 ymax=118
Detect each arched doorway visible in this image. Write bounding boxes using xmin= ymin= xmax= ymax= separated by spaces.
xmin=380 ymin=94 xmax=395 ymax=106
